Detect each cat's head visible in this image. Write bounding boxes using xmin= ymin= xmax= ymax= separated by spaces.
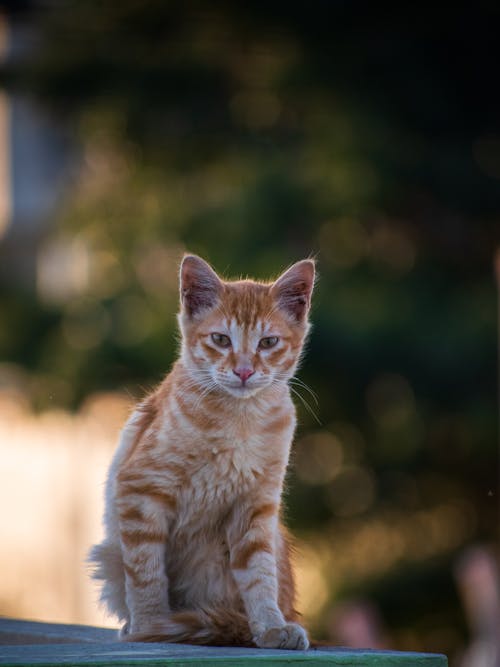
xmin=178 ymin=254 xmax=315 ymax=398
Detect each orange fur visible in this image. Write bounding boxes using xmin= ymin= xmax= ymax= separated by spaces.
xmin=88 ymin=255 xmax=315 ymax=649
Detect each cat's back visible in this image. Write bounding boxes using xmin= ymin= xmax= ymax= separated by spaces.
xmin=103 ymin=368 xmax=177 ymax=509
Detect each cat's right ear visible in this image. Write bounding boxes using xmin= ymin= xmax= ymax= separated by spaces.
xmin=180 ymin=255 xmax=223 ymax=317
xmin=271 ymin=259 xmax=315 ymax=323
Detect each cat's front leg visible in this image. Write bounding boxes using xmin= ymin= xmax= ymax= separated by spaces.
xmin=228 ymin=504 xmax=309 ymax=650
xmin=116 ymin=472 xmax=173 ymax=635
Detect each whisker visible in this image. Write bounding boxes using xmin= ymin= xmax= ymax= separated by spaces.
xmin=179 ymin=375 xmax=214 ymax=394
xmin=271 ymin=372 xmax=319 ymax=405
xmin=288 ymin=385 xmax=322 ymax=426
xmin=192 ymin=380 xmax=219 ymax=413
xmin=288 ymin=378 xmax=319 ymax=405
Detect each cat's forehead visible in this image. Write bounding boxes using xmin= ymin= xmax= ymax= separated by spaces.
xmin=217 ymin=280 xmax=276 ymax=329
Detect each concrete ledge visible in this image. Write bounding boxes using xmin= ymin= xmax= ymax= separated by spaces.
xmin=0 ymin=618 xmax=448 ymax=666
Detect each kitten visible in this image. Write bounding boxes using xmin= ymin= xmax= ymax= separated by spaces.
xmin=89 ymin=254 xmax=315 ymax=650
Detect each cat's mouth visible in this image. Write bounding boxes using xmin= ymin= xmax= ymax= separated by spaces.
xmin=222 ymin=380 xmax=264 ymax=398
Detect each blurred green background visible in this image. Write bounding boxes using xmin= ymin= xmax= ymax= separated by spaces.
xmin=0 ymin=1 xmax=498 ymax=663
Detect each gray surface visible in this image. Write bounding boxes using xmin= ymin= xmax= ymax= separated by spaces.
xmin=0 ymin=618 xmax=117 ymax=644
xmin=0 ymin=618 xmax=448 ymax=666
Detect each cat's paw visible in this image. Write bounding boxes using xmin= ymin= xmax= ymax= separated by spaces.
xmin=255 ymin=622 xmax=309 ymax=650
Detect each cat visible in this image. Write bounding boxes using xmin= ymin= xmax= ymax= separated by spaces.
xmin=89 ymin=253 xmax=315 ymax=650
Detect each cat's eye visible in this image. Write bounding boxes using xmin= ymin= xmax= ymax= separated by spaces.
xmin=259 ymin=336 xmax=279 ymax=349
xmin=211 ymin=333 xmax=232 ymax=348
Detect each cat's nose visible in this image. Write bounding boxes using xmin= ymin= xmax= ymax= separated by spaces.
xmin=233 ymin=367 xmax=255 ymax=383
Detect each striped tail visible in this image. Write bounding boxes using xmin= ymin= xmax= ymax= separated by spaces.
xmin=121 ymin=607 xmax=255 ymax=647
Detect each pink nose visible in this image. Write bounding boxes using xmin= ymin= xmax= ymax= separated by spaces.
xmin=233 ymin=367 xmax=255 ymax=383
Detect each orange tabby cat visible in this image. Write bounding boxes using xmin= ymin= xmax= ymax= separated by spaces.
xmin=89 ymin=254 xmax=315 ymax=649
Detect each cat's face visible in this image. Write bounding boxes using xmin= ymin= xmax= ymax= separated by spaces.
xmin=178 ymin=256 xmax=315 ymax=399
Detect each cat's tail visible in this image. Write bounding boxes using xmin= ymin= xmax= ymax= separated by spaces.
xmin=121 ymin=607 xmax=255 ymax=647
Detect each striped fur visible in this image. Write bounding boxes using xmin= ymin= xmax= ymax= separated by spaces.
xmin=89 ymin=255 xmax=315 ymax=649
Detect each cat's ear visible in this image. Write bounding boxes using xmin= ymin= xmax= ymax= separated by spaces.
xmin=271 ymin=259 xmax=315 ymax=322
xmin=180 ymin=254 xmax=223 ymax=317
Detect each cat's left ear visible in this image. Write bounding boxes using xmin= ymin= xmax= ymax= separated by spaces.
xmin=271 ymin=259 xmax=315 ymax=323
xmin=180 ymin=254 xmax=223 ymax=317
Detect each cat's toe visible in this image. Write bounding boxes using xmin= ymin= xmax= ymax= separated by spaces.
xmin=256 ymin=623 xmax=309 ymax=650
xmin=283 ymin=623 xmax=309 ymax=650
xmin=255 ymin=626 xmax=283 ymax=648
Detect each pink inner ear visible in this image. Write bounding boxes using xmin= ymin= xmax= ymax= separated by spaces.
xmin=276 ymin=281 xmax=310 ymax=320
xmin=272 ymin=260 xmax=315 ymax=322
xmin=180 ymin=255 xmax=222 ymax=317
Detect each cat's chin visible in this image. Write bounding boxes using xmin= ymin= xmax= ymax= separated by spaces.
xmin=221 ymin=383 xmax=266 ymax=399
